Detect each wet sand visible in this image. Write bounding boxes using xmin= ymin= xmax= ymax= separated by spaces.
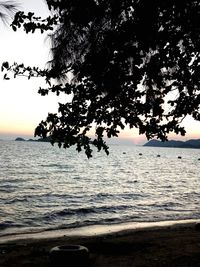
xmin=0 ymin=220 xmax=200 ymax=267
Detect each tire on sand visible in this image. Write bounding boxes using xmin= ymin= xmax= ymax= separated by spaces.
xmin=49 ymin=245 xmax=89 ymax=267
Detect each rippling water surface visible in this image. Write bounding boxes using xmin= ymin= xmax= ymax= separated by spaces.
xmin=0 ymin=140 xmax=199 ymax=236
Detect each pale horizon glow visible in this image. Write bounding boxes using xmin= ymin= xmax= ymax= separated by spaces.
xmin=0 ymin=0 xmax=200 ymax=145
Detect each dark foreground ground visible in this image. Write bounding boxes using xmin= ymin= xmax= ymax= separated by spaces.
xmin=0 ymin=224 xmax=200 ymax=267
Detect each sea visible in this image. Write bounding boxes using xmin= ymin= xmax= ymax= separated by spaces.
xmin=0 ymin=140 xmax=200 ymax=238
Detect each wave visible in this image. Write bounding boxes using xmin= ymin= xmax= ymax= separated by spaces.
xmin=39 ymin=163 xmax=74 ymax=169
xmin=0 ymin=221 xmax=24 ymax=230
xmin=42 ymin=205 xmax=130 ymax=219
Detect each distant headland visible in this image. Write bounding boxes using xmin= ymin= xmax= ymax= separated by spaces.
xmin=15 ymin=137 xmax=51 ymax=142
xmin=144 ymin=139 xmax=200 ymax=149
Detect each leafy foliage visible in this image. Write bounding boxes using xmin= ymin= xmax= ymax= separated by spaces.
xmin=3 ymin=0 xmax=200 ymax=157
xmin=0 ymin=1 xmax=18 ymax=23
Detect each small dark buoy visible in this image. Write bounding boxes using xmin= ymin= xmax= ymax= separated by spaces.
xmin=123 ymin=152 xmax=126 ymax=154
xmin=157 ymin=154 xmax=160 ymax=157
xmin=139 ymin=153 xmax=142 ymax=156
xmin=178 ymin=156 xmax=182 ymax=159
xmin=198 ymin=158 xmax=200 ymax=161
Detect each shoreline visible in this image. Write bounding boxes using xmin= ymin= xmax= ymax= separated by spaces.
xmin=0 ymin=219 xmax=200 ymax=267
xmin=1 ymin=218 xmax=200 ymax=244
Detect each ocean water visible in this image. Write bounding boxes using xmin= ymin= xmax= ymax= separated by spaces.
xmin=0 ymin=140 xmax=200 ymax=237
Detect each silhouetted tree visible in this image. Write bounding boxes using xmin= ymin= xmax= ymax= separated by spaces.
xmin=2 ymin=0 xmax=200 ymax=157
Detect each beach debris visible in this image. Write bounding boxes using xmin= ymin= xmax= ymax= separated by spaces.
xmin=139 ymin=153 xmax=143 ymax=156
xmin=49 ymin=245 xmax=89 ymax=267
xmin=157 ymin=154 xmax=161 ymax=157
xmin=178 ymin=156 xmax=182 ymax=159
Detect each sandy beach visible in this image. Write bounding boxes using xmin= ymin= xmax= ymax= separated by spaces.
xmin=0 ymin=220 xmax=200 ymax=267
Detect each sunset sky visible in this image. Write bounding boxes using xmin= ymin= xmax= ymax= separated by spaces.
xmin=0 ymin=0 xmax=200 ymax=145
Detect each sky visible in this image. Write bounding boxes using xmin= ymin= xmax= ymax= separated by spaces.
xmin=0 ymin=0 xmax=64 ymax=139
xmin=0 ymin=0 xmax=200 ymax=145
